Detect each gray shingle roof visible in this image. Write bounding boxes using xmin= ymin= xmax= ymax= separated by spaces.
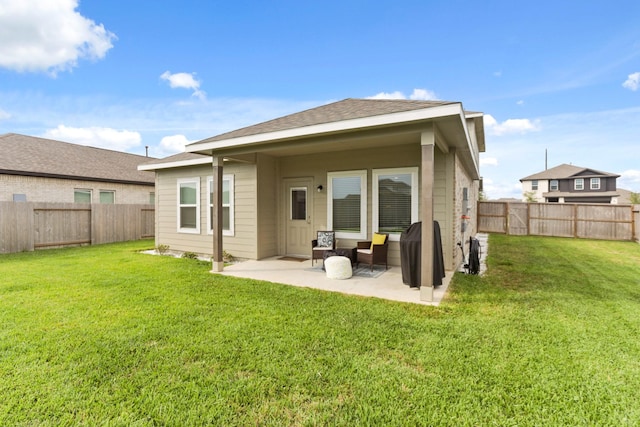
xmin=193 ymin=98 xmax=457 ymax=144
xmin=521 ymin=163 xmax=619 ymax=181
xmin=0 ymin=133 xmax=155 ymax=185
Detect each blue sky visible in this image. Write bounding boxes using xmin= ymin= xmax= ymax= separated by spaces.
xmin=1 ymin=0 xmax=639 ymax=199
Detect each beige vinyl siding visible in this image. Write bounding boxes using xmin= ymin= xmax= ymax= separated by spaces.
xmin=433 ymin=148 xmax=455 ymax=270
xmin=224 ymin=163 xmax=257 ymax=260
xmin=256 ymin=153 xmax=278 ymax=259
xmin=278 ymin=143 xmax=421 ymax=266
xmin=155 ymin=162 xmax=258 ymax=259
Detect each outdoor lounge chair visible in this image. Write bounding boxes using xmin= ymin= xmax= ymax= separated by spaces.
xmin=356 ymin=233 xmax=389 ymax=271
xmin=311 ymin=231 xmax=336 ymax=265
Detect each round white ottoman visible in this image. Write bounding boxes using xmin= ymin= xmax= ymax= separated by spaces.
xmin=324 ymin=256 xmax=352 ymax=279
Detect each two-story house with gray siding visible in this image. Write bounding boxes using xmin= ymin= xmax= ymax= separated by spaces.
xmin=520 ymin=163 xmax=620 ymax=204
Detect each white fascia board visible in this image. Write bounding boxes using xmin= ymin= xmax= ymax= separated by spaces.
xmin=186 ymin=103 xmax=463 ymax=153
xmin=138 ymin=156 xmax=213 ymax=171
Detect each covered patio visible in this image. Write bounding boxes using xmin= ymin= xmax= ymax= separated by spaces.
xmin=217 ymin=257 xmax=455 ymax=306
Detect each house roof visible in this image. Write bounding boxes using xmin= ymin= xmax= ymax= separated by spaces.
xmin=139 ymin=152 xmax=211 ymax=170
xmin=0 ymin=133 xmax=156 ymax=185
xmin=186 ymin=98 xmax=485 ymax=156
xmin=520 ymin=163 xmax=620 ymax=181
xmin=198 ymin=98 xmax=458 ymax=143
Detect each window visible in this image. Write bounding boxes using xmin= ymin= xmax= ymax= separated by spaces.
xmin=99 ymin=190 xmax=115 ymax=204
xmin=13 ymin=194 xmax=26 ymax=202
xmin=177 ymin=178 xmax=200 ymax=233
xmin=149 ymin=192 xmax=155 ymax=204
xmin=74 ymin=189 xmax=92 ymax=203
xmin=574 ymin=178 xmax=584 ymax=190
xmin=531 ymin=180 xmax=538 ymax=190
xmin=208 ymin=175 xmax=234 ymax=236
xmin=550 ymin=180 xmax=559 ymax=191
xmin=328 ymin=170 xmax=367 ymax=239
xmin=373 ymin=168 xmax=418 ymax=239
xmin=290 ymin=187 xmax=306 ymax=220
xmin=591 ymin=178 xmax=600 ymax=190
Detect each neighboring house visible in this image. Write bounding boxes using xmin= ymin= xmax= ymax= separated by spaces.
xmin=520 ymin=163 xmax=621 ymax=204
xmin=0 ymin=133 xmax=156 ymax=204
xmin=616 ymin=188 xmax=639 ymax=205
xmin=140 ymin=98 xmax=485 ymax=301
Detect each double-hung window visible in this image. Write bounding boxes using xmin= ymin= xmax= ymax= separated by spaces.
xmin=373 ymin=167 xmax=418 ymax=240
xmin=531 ymin=180 xmax=538 ymax=191
xmin=591 ymin=178 xmax=600 ymax=190
xmin=208 ymin=175 xmax=234 ymax=236
xmin=328 ymin=170 xmax=367 ymax=240
xmin=177 ymin=178 xmax=200 ymax=233
xmin=574 ymin=178 xmax=584 ymax=190
xmin=550 ymin=180 xmax=559 ymax=191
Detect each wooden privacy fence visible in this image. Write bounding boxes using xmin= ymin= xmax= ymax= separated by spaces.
xmin=478 ymin=201 xmax=638 ymax=241
xmin=0 ymin=202 xmax=154 ymax=254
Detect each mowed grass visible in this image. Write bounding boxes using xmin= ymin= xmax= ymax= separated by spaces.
xmin=1 ymin=236 xmax=639 ymax=426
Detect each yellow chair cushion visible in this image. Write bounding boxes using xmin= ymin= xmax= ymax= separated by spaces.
xmin=370 ymin=233 xmax=386 ymax=250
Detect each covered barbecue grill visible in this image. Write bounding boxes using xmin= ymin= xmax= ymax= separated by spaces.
xmin=400 ymin=221 xmax=445 ymax=288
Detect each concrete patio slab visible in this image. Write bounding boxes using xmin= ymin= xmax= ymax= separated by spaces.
xmin=216 ymin=257 xmax=454 ymax=306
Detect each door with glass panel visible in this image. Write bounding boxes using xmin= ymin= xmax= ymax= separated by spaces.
xmin=285 ymin=178 xmax=312 ymax=256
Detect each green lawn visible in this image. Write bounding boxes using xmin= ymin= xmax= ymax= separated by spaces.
xmin=1 ymin=236 xmax=639 ymax=426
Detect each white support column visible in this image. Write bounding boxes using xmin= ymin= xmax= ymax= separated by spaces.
xmin=211 ymin=156 xmax=224 ymax=272
xmin=420 ymin=129 xmax=435 ymax=302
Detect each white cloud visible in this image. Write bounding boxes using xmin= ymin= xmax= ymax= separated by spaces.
xmin=622 ymin=72 xmax=640 ymax=91
xmin=480 ymin=156 xmax=498 ymax=166
xmin=0 ymin=108 xmax=10 ymax=120
xmin=484 ymin=114 xmax=541 ymax=136
xmin=619 ymin=169 xmax=640 ymax=191
xmin=409 ymin=89 xmax=438 ymax=100
xmin=43 ymin=125 xmax=141 ymax=151
xmin=159 ymin=134 xmax=191 ymax=154
xmin=493 ymin=71 xmax=502 ymax=77
xmin=160 ymin=71 xmax=206 ymax=100
xmin=368 ymin=91 xmax=405 ymax=100
xmin=0 ymin=0 xmax=116 ymax=74
xmin=367 ymin=88 xmax=438 ymax=101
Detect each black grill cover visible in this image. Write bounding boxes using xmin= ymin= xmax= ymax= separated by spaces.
xmin=400 ymin=221 xmax=446 ymax=288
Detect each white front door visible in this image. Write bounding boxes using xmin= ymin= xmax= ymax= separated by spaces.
xmin=285 ymin=178 xmax=312 ymax=256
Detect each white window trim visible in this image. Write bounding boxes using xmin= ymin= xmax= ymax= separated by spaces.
xmin=177 ymin=177 xmax=200 ymax=234
xmin=591 ymin=177 xmax=600 ymax=190
xmin=327 ymin=170 xmax=367 ymax=240
xmin=372 ymin=167 xmax=419 ymax=242
xmin=207 ymin=175 xmax=235 ymax=236
xmin=574 ymin=178 xmax=584 ymax=191
xmin=550 ymin=180 xmax=559 ymax=191
xmin=531 ymin=180 xmax=538 ymax=191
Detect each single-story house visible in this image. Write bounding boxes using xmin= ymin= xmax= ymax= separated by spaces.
xmin=140 ymin=98 xmax=485 ymax=301
xmin=0 ymin=133 xmax=156 ymax=204
xmin=520 ymin=163 xmax=621 ymax=204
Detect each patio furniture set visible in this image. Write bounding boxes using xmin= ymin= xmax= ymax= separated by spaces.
xmin=311 ymin=231 xmax=389 ymax=279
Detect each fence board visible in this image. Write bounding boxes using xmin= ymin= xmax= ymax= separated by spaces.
xmin=507 ymin=203 xmax=529 ymax=235
xmin=0 ymin=202 xmax=33 ymax=253
xmin=0 ymin=202 xmax=154 ymax=254
xmin=477 ymin=202 xmax=507 ymax=233
xmin=478 ymin=201 xmax=636 ymax=241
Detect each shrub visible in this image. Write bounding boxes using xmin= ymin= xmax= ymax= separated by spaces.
xmin=156 ymin=244 xmax=170 ymax=255
xmin=181 ymin=251 xmax=199 ymax=259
